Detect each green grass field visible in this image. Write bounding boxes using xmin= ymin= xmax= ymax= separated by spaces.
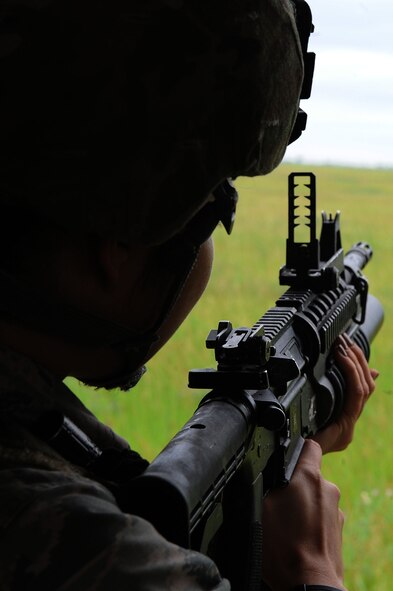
xmin=68 ymin=163 xmax=393 ymax=590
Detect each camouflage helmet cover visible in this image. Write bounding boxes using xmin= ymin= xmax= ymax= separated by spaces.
xmin=0 ymin=0 xmax=304 ymax=245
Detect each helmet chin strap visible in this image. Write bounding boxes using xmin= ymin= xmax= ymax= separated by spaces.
xmin=0 ymin=180 xmax=238 ymax=391
xmin=0 ymin=232 xmax=202 ymax=391
xmin=92 ymin=179 xmax=238 ymax=391
xmin=81 ymin=363 xmax=148 ymax=392
xmin=78 ymin=241 xmax=202 ymax=392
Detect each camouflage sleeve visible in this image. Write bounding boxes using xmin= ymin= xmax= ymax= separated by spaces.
xmin=0 ymin=468 xmax=230 ymax=591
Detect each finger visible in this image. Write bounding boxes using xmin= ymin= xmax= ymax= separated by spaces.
xmin=296 ymin=439 xmax=322 ymax=470
xmin=371 ymin=369 xmax=380 ymax=380
xmin=336 ymin=339 xmax=374 ymax=408
xmin=346 ymin=345 xmax=370 ymax=397
xmin=340 ymin=336 xmax=370 ymax=395
xmin=334 ymin=345 xmax=365 ymax=416
xmin=339 ymin=508 xmax=345 ymax=528
xmin=342 ymin=335 xmax=376 ymax=393
xmin=326 ymin=479 xmax=341 ymax=503
xmin=350 ymin=345 xmax=376 ymax=393
xmin=348 ymin=348 xmax=377 ymax=405
xmin=312 ymin=423 xmax=341 ymax=455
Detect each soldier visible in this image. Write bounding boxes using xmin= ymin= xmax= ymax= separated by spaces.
xmin=0 ymin=1 xmax=377 ymax=590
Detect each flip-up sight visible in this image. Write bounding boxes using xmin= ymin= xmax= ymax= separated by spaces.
xmin=279 ymin=172 xmax=345 ymax=291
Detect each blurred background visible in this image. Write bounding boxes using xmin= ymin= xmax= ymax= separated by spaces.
xmin=286 ymin=0 xmax=393 ymax=168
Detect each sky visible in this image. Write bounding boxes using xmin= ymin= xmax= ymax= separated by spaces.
xmin=284 ymin=0 xmax=393 ymax=168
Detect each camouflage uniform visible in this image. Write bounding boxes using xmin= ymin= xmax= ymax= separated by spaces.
xmin=0 ymin=346 xmax=229 ymax=590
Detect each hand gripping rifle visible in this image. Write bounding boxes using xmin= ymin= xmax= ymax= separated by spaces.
xmin=130 ymin=173 xmax=384 ymax=591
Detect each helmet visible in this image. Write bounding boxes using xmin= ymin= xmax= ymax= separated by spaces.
xmin=0 ymin=0 xmax=304 ymax=245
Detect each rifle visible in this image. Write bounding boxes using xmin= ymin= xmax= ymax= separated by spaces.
xmin=130 ymin=172 xmax=384 ymax=591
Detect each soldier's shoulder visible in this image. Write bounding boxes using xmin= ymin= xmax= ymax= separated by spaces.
xmin=0 ymin=432 xmax=125 ymax=589
xmin=0 ymin=423 xmax=230 ymax=591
